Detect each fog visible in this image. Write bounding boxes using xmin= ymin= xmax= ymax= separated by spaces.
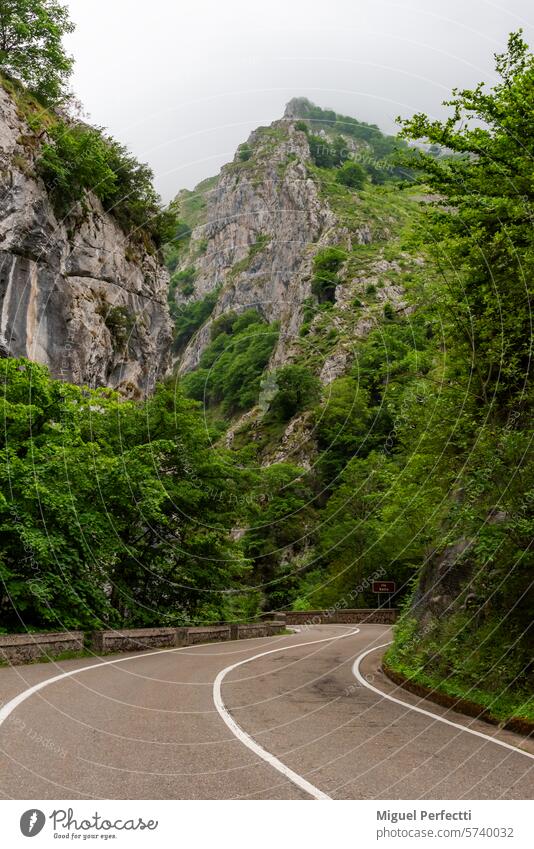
xmin=64 ymin=0 xmax=534 ymax=200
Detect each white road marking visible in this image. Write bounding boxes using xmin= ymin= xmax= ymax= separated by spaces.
xmin=352 ymin=642 xmax=534 ymax=761
xmin=0 ymin=633 xmax=300 ymax=728
xmin=213 ymin=628 xmax=360 ymax=801
xmin=0 ymin=646 xmax=194 ymax=728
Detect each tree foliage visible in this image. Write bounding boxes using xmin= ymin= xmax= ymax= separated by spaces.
xmin=336 ymin=160 xmax=366 ymax=188
xmin=398 ymin=30 xmax=534 ymax=408
xmin=181 ymin=310 xmax=279 ymax=415
xmin=267 ymin=365 xmax=321 ymax=422
xmin=0 ymin=0 xmax=74 ymax=103
xmin=38 ymin=123 xmax=176 ymax=246
xmin=0 ymin=359 xmax=250 ymax=630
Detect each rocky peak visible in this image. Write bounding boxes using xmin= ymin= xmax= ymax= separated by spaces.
xmin=170 ymin=99 xmax=420 ymax=421
xmin=283 ymin=97 xmax=316 ymax=120
xmin=172 ymin=112 xmax=339 ymax=373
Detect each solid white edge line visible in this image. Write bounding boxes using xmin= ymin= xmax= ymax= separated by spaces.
xmin=213 ymin=628 xmax=361 ymax=800
xmin=352 ymin=642 xmax=534 ymax=761
xmin=0 ymin=633 xmax=302 ymax=728
xmin=0 ymin=645 xmax=196 ymax=728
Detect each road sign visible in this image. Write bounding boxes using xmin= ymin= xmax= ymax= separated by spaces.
xmin=372 ymin=581 xmax=396 ymax=593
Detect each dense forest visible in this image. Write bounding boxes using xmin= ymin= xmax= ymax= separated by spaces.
xmin=0 ymin=5 xmax=531 ymax=723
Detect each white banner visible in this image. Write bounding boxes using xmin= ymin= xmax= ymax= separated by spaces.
xmin=0 ymin=800 xmax=531 ymax=848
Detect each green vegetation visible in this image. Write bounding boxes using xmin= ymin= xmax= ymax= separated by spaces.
xmin=266 ymin=365 xmax=321 ymax=422
xmin=242 ymin=464 xmax=316 ymax=610
xmin=311 ymin=246 xmax=347 ymax=303
xmin=386 ymin=615 xmax=534 ymax=723
xmin=38 ymin=122 xmax=176 ymax=246
xmin=171 ymin=290 xmax=219 ymax=354
xmin=181 ymin=310 xmax=279 ymax=415
xmin=0 ymin=358 xmax=251 ymax=630
xmin=336 ymin=160 xmax=366 ymax=188
xmin=379 ymin=31 xmax=534 ymax=717
xmin=308 ymin=133 xmax=347 ymax=168
xmin=0 ymin=6 xmax=176 ymax=248
xmin=297 ymin=98 xmax=408 ymax=158
xmin=238 ymin=143 xmax=253 ymax=161
xmin=0 ymin=0 xmax=74 ymax=104
xmin=170 ymin=266 xmax=196 ymax=298
xmin=2 ymin=14 xmax=531 ymax=725
xmin=97 ymin=304 xmax=135 ymax=354
xmin=295 ymin=98 xmax=410 ymax=181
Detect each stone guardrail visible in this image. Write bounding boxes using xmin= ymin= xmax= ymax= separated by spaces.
xmin=0 ymin=631 xmax=85 ymax=665
xmin=0 ymin=610 xmax=394 ymax=665
xmin=284 ymin=608 xmax=398 ymax=625
xmin=0 ymin=620 xmax=287 ymax=665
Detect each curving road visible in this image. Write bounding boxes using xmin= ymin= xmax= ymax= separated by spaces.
xmin=0 ymin=625 xmax=532 ymax=799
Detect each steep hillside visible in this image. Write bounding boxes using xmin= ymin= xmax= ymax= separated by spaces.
xmin=170 ymin=101 xmax=412 ymax=366
xmin=0 ymin=79 xmax=172 ymax=396
xmin=168 ymin=99 xmax=422 ymax=459
xmin=165 ymin=80 xmax=533 ymax=726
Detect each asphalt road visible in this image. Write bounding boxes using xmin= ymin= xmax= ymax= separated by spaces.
xmin=0 ymin=625 xmax=532 ymax=799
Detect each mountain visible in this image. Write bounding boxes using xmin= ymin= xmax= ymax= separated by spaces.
xmin=167 ymin=98 xmax=420 ymax=461
xmin=0 ymin=78 xmax=172 ymax=397
xmin=164 ymin=94 xmax=533 ymax=727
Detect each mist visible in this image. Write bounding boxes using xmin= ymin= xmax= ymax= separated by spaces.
xmin=64 ymin=0 xmax=533 ymax=200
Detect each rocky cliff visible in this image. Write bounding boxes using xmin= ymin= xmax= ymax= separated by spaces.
xmin=168 ymin=99 xmax=422 ymax=478
xmin=172 ymin=114 xmax=332 ymax=373
xmin=171 ymin=99 xmax=417 ymax=385
xmin=0 ymin=83 xmax=172 ymax=396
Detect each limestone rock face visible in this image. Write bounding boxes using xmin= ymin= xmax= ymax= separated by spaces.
xmin=0 ymin=85 xmax=172 ymax=396
xmin=170 ymin=101 xmax=423 ymax=465
xmin=175 ymin=119 xmax=337 ymax=373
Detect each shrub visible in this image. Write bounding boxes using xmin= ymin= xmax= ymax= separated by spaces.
xmin=238 ymin=143 xmax=253 ymax=161
xmin=170 ymin=267 xmax=196 ymax=298
xmin=313 ymin=247 xmax=347 ymax=275
xmin=38 ymin=124 xmax=118 ymax=214
xmin=311 ymin=270 xmax=338 ymax=303
xmin=172 ymin=291 xmax=219 ymax=354
xmin=267 ymin=364 xmax=321 ymax=421
xmin=311 ymin=247 xmax=347 ymax=303
xmin=308 ymin=133 xmax=347 ymax=168
xmin=336 ymin=161 xmax=366 ymax=189
xmin=98 ymin=304 xmax=134 ymax=353
xmin=38 ymin=122 xmax=176 ymax=247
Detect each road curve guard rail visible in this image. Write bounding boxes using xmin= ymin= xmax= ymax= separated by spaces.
xmin=0 ymin=620 xmax=287 ymax=665
xmin=284 ymin=608 xmax=398 ymax=626
xmin=0 ymin=610 xmax=397 ymax=665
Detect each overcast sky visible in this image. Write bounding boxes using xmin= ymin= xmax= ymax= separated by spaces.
xmin=64 ymin=0 xmax=533 ymax=201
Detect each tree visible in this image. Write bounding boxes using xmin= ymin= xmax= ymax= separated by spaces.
xmin=0 ymin=0 xmax=75 ymax=103
xmin=0 ymin=358 xmax=252 ymax=630
xmin=38 ymin=122 xmax=177 ymax=246
xmin=181 ymin=310 xmax=279 ymax=415
xmin=310 ymin=246 xmax=346 ymax=303
xmin=336 ymin=160 xmax=366 ymax=189
xmin=267 ymin=365 xmax=321 ymax=421
xmin=243 ymin=463 xmax=315 ymax=609
xmin=398 ymin=30 xmax=534 ymax=408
